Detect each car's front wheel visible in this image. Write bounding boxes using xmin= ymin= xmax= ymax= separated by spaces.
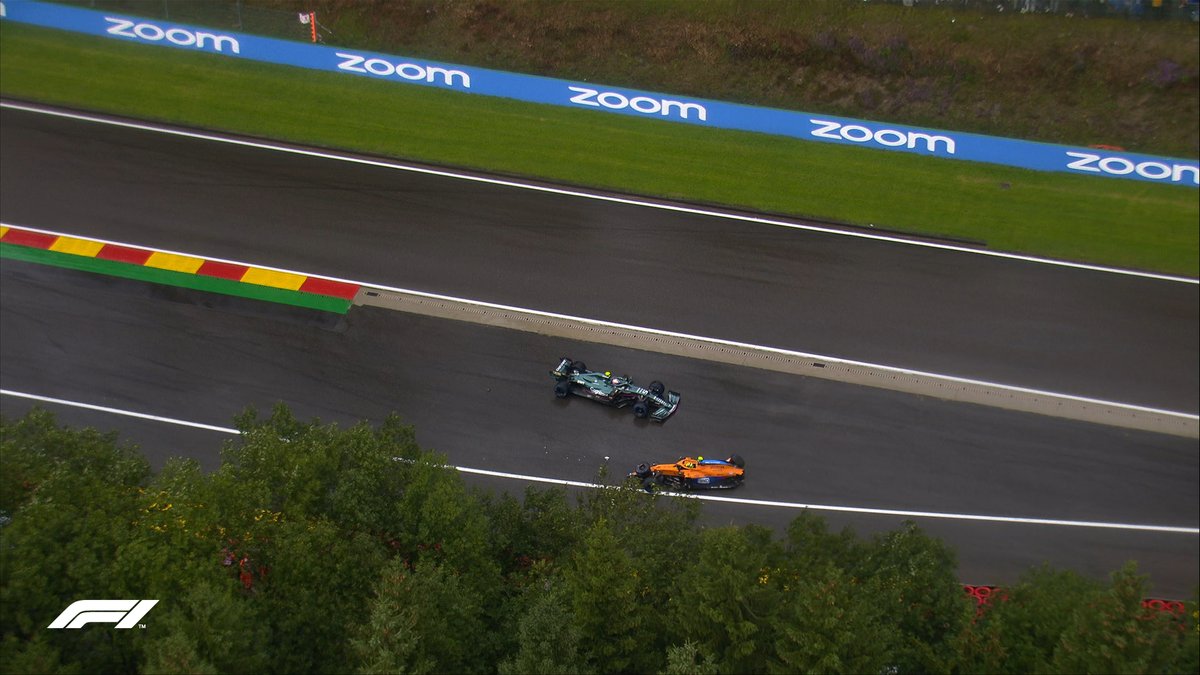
xmin=554 ymin=381 xmax=572 ymax=399
xmin=649 ymin=380 xmax=665 ymax=396
xmin=632 ymin=402 xmax=649 ymax=419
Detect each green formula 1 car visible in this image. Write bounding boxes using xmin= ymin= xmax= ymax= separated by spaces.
xmin=550 ymin=357 xmax=680 ymax=422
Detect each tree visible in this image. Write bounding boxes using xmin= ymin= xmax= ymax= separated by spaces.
xmin=563 ymin=518 xmax=657 ymax=673
xmin=1051 ymin=562 xmax=1193 ymax=673
xmin=256 ymin=518 xmax=386 ymax=674
xmin=852 ymin=520 xmax=973 ymax=672
xmin=769 ymin=562 xmax=901 ymax=674
xmin=661 ymin=639 xmax=719 ymax=675
xmin=0 ymin=409 xmax=150 ymax=672
xmin=485 ymin=486 xmax=582 ymax=575
xmin=498 ymin=578 xmax=588 ymax=675
xmin=138 ymin=579 xmax=266 ymax=674
xmin=668 ymin=525 xmax=785 ymax=673
xmin=141 ymin=632 xmax=218 ymax=675
xmin=955 ymin=564 xmax=1103 ymax=673
xmin=0 ymin=633 xmax=81 ymax=675
xmin=352 ymin=557 xmax=489 ymax=674
xmin=219 ymin=405 xmax=416 ymax=535
xmin=782 ymin=510 xmax=862 ymax=573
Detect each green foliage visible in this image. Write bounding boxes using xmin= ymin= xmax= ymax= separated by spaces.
xmin=852 ymin=521 xmax=974 ymax=672
xmin=141 ymin=632 xmax=218 ymax=675
xmin=486 ymin=486 xmax=583 ymax=573
xmin=0 ymin=634 xmax=82 ymax=675
xmin=1180 ymin=594 xmax=1200 ymax=674
xmin=0 ymin=408 xmax=149 ymax=516
xmin=769 ymin=562 xmax=900 ymax=674
xmin=2 ymin=408 xmax=1195 ymax=674
xmin=497 ymin=579 xmax=588 ymax=675
xmin=221 ymin=404 xmax=417 ymax=533
xmin=782 ymin=510 xmax=864 ymax=573
xmin=661 ymin=639 xmax=719 ymax=675
xmin=1051 ymin=562 xmax=1190 ymax=673
xmin=256 ymin=518 xmax=386 ymax=673
xmin=956 ymin=564 xmax=1105 ymax=672
xmin=352 ymin=557 xmax=489 ymax=674
xmin=579 ymin=475 xmax=701 ymax=589
xmin=140 ymin=580 xmax=265 ymax=674
xmin=0 ymin=409 xmax=151 ymax=671
xmin=668 ymin=525 xmax=786 ymax=673
xmin=563 ymin=518 xmax=658 ymax=673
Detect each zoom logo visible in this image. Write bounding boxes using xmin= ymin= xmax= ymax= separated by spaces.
xmin=48 ymin=600 xmax=158 ymax=629
xmin=1066 ymin=152 xmax=1198 ymax=185
xmin=567 ymin=86 xmax=707 ymax=121
xmin=105 ymin=17 xmax=240 ymax=54
xmin=809 ymin=119 xmax=956 ymax=155
xmin=336 ymin=52 xmax=471 ymax=88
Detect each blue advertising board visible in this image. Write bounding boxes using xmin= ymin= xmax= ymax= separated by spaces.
xmin=3 ymin=0 xmax=1196 ymax=187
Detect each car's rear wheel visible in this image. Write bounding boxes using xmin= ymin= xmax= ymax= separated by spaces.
xmin=649 ymin=380 xmax=665 ymax=396
xmin=633 ymin=402 xmax=649 ymax=419
xmin=554 ymin=381 xmax=572 ymax=398
xmin=729 ymin=454 xmax=745 ymax=469
xmin=570 ymin=361 xmax=587 ymax=373
xmin=634 ymin=463 xmax=651 ymax=479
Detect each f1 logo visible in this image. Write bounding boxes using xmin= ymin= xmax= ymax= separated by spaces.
xmin=47 ymin=600 xmax=158 ymax=629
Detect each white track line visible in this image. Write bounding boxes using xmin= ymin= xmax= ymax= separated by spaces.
xmin=1 ymin=389 xmax=238 ymax=434
xmin=3 ymin=389 xmax=1196 ymax=535
xmin=3 ymin=100 xmax=1195 ymax=285
xmin=5 ymin=221 xmax=1197 ymax=422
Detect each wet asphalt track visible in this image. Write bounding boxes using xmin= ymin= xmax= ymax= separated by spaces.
xmin=0 ymin=104 xmax=1196 ymax=596
xmin=2 ymin=261 xmax=1196 ymax=597
xmin=1 ymin=106 xmax=1196 ymax=413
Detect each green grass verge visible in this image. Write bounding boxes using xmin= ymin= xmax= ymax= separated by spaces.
xmin=0 ymin=243 xmax=353 ymax=314
xmin=1 ymin=22 xmax=1196 ymax=277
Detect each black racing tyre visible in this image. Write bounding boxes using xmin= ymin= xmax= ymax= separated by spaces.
xmin=554 ymin=380 xmax=572 ymax=399
xmin=648 ymin=380 xmax=665 ymax=396
xmin=729 ymin=454 xmax=745 ymax=469
xmin=635 ymin=463 xmax=651 ymax=479
xmin=570 ymin=361 xmax=587 ymax=373
xmin=633 ymin=402 xmax=649 ymax=419
xmin=642 ymin=477 xmax=657 ymax=492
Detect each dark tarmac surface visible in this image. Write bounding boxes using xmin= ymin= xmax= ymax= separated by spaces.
xmin=2 ymin=261 xmax=1196 ymax=597
xmin=1 ymin=106 xmax=1196 ymax=413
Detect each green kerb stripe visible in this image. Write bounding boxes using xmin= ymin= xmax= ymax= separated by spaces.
xmin=1 ymin=243 xmax=353 ymax=314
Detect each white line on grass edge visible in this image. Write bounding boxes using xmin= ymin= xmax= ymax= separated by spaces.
xmin=4 ymin=389 xmax=1195 ymax=535
xmin=2 ymin=100 xmax=1195 ymax=285
xmin=5 ymin=221 xmax=1197 ymax=423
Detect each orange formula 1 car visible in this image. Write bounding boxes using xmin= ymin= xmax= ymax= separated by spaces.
xmin=631 ymin=455 xmax=745 ymax=491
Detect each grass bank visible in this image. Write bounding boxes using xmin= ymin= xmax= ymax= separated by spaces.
xmin=1 ymin=22 xmax=1196 ymax=276
xmin=261 ymin=0 xmax=1200 ymax=158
